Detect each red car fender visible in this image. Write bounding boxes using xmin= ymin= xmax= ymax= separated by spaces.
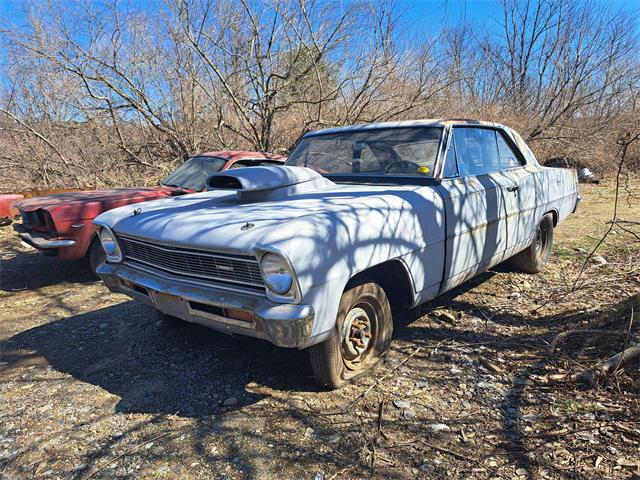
xmin=53 ymin=192 xmax=183 ymax=260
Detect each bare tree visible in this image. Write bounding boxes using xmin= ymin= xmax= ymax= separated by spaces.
xmin=483 ymin=0 xmax=640 ymax=144
xmin=0 ymin=0 xmax=638 ymax=192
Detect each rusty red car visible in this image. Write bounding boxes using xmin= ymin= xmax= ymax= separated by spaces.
xmin=13 ymin=151 xmax=284 ymax=274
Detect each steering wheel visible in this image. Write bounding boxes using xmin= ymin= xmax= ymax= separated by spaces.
xmin=384 ymin=160 xmax=421 ymax=174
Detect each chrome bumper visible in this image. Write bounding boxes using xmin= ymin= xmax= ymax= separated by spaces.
xmin=13 ymin=223 xmax=76 ymax=249
xmin=96 ymin=262 xmax=314 ymax=348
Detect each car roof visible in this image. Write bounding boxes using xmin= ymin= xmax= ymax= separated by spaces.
xmin=304 ymin=119 xmax=506 ymax=137
xmin=196 ymin=151 xmax=286 ymax=161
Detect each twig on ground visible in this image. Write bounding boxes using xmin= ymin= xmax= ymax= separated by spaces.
xmin=318 ymin=346 xmax=423 ymax=416
xmin=602 ymin=344 xmax=640 ymax=375
xmin=83 ymin=431 xmax=175 ymax=480
xmin=605 ymin=219 xmax=640 ymax=226
xmin=327 ymin=467 xmax=356 ymax=480
xmin=377 ymin=398 xmax=386 ymax=438
xmin=343 ymin=347 xmax=422 ymax=411
xmin=547 ymin=342 xmax=640 ymax=384
xmin=549 ymin=329 xmax=638 ymax=353
xmin=612 ymin=299 xmax=636 ymax=375
xmin=609 ymin=221 xmax=640 ymax=241
xmin=548 ymin=295 xmax=639 ymax=384
xmin=420 ymin=439 xmax=477 ymax=462
xmin=480 ymin=357 xmax=506 ymax=374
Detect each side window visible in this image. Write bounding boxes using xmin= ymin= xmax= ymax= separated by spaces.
xmin=452 ymin=127 xmax=500 ymax=176
xmin=496 ymin=131 xmax=524 ymax=169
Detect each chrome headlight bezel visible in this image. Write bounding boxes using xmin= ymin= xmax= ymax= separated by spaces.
xmin=97 ymin=225 xmax=123 ymax=263
xmin=258 ymin=250 xmax=299 ymax=302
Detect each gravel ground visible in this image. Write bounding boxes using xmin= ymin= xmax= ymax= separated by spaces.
xmin=1 ymin=182 xmax=638 ymax=480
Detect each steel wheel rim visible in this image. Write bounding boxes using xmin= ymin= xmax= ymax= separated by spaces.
xmin=341 ymin=302 xmax=377 ymax=370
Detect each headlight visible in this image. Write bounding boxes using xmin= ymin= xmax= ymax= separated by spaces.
xmin=98 ymin=226 xmax=123 ymax=263
xmin=260 ymin=253 xmax=293 ymax=295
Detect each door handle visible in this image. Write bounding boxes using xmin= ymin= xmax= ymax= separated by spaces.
xmin=507 ymin=185 xmax=519 ymax=192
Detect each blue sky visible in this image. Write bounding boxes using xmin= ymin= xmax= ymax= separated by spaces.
xmin=0 ymin=0 xmax=637 ymax=73
xmin=395 ymin=0 xmax=639 ymax=35
xmin=3 ymin=0 xmax=636 ymax=28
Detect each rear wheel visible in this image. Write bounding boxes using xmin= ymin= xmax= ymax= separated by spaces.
xmin=510 ymin=213 xmax=554 ymax=273
xmin=309 ymin=282 xmax=393 ymax=389
xmin=87 ymin=237 xmax=106 ymax=278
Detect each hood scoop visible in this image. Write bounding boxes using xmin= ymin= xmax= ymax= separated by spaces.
xmin=206 ymin=166 xmax=334 ymax=202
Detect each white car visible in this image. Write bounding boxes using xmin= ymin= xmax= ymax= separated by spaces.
xmin=94 ymin=119 xmax=579 ymax=388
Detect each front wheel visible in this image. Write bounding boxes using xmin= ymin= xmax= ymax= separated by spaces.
xmin=510 ymin=213 xmax=554 ymax=273
xmin=309 ymin=282 xmax=393 ymax=389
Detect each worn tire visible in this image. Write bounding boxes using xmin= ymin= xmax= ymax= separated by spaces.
xmin=510 ymin=213 xmax=554 ymax=273
xmin=309 ymin=282 xmax=393 ymax=389
xmin=87 ymin=237 xmax=106 ymax=278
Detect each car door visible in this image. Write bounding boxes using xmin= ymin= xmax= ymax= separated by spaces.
xmin=437 ymin=126 xmax=511 ymax=292
xmin=494 ymin=129 xmax=537 ymax=258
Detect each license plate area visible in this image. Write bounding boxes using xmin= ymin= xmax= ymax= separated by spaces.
xmin=150 ymin=291 xmax=255 ymax=329
xmin=187 ymin=300 xmax=255 ymax=329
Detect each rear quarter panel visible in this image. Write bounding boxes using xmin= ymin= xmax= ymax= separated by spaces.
xmin=533 ymin=165 xmax=579 ymax=228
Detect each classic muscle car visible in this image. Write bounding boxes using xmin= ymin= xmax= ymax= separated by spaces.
xmin=13 ymin=151 xmax=284 ymax=274
xmin=93 ymin=120 xmax=579 ymax=388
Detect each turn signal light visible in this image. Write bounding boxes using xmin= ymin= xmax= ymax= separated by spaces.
xmin=226 ymin=308 xmax=253 ymax=322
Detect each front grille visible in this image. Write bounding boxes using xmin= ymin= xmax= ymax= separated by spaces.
xmin=119 ymin=236 xmax=265 ymax=290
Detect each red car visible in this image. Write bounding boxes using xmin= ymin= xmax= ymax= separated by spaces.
xmin=13 ymin=151 xmax=284 ymax=274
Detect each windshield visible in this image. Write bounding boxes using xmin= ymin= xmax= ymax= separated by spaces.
xmin=159 ymin=156 xmax=227 ymax=191
xmin=285 ymin=127 xmax=443 ymax=178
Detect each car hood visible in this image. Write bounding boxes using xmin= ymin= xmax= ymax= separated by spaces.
xmin=96 ymin=166 xmax=439 ymax=256
xmin=16 ymin=187 xmax=183 ymax=221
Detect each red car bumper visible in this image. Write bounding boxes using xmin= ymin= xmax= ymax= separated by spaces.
xmin=13 ymin=223 xmax=78 ymax=257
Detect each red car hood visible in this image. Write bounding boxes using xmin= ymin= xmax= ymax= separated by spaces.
xmin=16 ymin=187 xmax=185 ymax=222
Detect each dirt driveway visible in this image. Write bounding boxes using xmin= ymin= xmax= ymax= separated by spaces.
xmin=1 ymin=182 xmax=638 ymax=479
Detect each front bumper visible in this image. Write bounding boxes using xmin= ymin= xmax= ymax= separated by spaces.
xmin=13 ymin=223 xmax=76 ymax=249
xmin=96 ymin=261 xmax=315 ymax=348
